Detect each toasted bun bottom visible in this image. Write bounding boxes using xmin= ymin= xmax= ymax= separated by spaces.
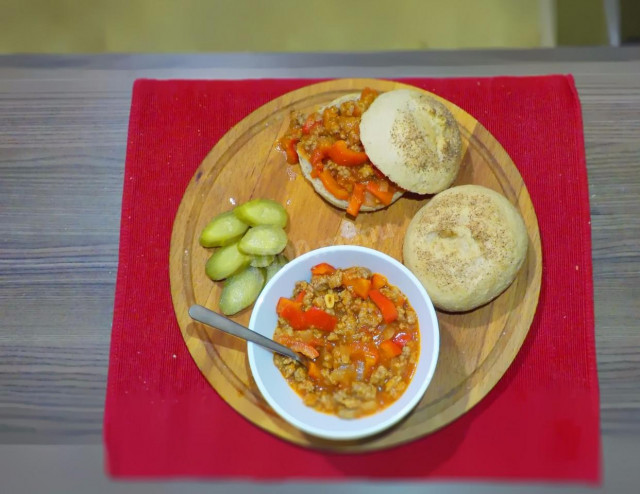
xmin=403 ymin=185 xmax=528 ymax=312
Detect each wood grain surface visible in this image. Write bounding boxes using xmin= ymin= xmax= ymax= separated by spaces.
xmin=0 ymin=48 xmax=639 ymax=489
xmin=169 ymin=78 xmax=542 ymax=450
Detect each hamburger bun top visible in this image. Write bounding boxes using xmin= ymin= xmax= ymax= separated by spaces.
xmin=403 ymin=185 xmax=528 ymax=312
xmin=360 ymin=89 xmax=462 ymax=195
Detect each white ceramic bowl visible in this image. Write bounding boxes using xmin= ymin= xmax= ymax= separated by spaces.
xmin=247 ymin=245 xmax=439 ymax=440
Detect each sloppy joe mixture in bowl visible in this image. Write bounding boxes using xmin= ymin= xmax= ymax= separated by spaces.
xmin=247 ymin=245 xmax=439 ymax=441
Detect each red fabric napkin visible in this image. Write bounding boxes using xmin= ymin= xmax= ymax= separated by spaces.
xmin=104 ymin=76 xmax=600 ymax=483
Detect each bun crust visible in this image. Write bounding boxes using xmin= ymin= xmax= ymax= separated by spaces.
xmin=360 ymin=89 xmax=462 ymax=194
xmin=403 ymin=185 xmax=528 ymax=312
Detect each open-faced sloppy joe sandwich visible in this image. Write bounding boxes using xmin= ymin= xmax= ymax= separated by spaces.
xmin=278 ymin=87 xmax=463 ymax=217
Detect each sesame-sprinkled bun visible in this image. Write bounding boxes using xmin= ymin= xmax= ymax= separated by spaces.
xmin=403 ymin=185 xmax=528 ymax=312
xmin=360 ymin=89 xmax=462 ymax=194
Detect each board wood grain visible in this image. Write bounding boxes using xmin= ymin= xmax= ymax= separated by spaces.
xmin=169 ymin=78 xmax=542 ymax=451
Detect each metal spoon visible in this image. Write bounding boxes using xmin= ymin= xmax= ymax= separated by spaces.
xmin=188 ymin=304 xmax=308 ymax=366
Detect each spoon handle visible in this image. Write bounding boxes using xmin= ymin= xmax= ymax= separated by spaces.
xmin=188 ymin=304 xmax=304 ymax=364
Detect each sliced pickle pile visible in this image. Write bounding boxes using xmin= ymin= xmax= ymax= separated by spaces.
xmin=199 ymin=199 xmax=290 ymax=315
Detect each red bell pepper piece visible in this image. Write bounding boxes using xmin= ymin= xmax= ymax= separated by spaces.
xmin=366 ymin=181 xmax=396 ymax=206
xmin=379 ymin=339 xmax=402 ymax=358
xmin=369 ymin=289 xmax=398 ymax=323
xmin=343 ymin=277 xmax=371 ymax=299
xmin=310 ymin=145 xmax=330 ymax=166
xmin=288 ymin=340 xmax=320 ymax=360
xmin=276 ymin=297 xmax=307 ymax=330
xmin=371 ymin=273 xmax=388 ymax=290
xmin=276 ymin=297 xmax=298 ymax=316
xmin=327 ymin=140 xmax=369 ymax=166
xmin=318 ymin=169 xmax=350 ymax=200
xmin=307 ymin=361 xmax=322 ymax=379
xmin=310 ymin=162 xmax=323 ymax=178
xmin=304 ymin=307 xmax=337 ymax=332
xmin=346 ymin=182 xmax=365 ymax=217
xmin=311 ymin=263 xmax=336 ymax=276
xmin=276 ymin=296 xmax=336 ymax=332
xmin=276 ymin=335 xmax=320 ymax=360
xmin=279 ymin=137 xmax=299 ymax=164
xmin=392 ymin=331 xmax=412 ymax=347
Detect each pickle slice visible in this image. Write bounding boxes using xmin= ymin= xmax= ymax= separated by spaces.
xmin=205 ymin=242 xmax=252 ymax=280
xmin=234 ymin=199 xmax=288 ymax=228
xmin=218 ymin=266 xmax=265 ymax=315
xmin=199 ymin=211 xmax=249 ymax=248
xmin=265 ymin=254 xmax=289 ymax=285
xmin=250 ymin=254 xmax=275 ymax=268
xmin=238 ymin=225 xmax=288 ymax=256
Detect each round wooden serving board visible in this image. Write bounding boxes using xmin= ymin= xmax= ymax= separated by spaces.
xmin=169 ymin=78 xmax=542 ymax=452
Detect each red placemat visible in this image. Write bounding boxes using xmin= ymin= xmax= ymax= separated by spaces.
xmin=104 ymin=76 xmax=600 ymax=483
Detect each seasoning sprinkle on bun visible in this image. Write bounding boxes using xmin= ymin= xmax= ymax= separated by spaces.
xmin=403 ymin=185 xmax=527 ymax=312
xmin=360 ymin=89 xmax=463 ymax=194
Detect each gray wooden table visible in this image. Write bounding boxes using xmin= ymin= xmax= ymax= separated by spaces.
xmin=1 ymin=48 xmax=639 ymax=493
